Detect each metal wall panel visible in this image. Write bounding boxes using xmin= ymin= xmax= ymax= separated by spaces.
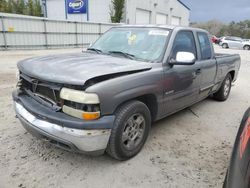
xmin=0 ymin=18 xmax=3 ymax=31
xmin=46 ymin=21 xmax=76 ymax=33
xmin=0 ymin=33 xmax=4 ymax=46
xmin=0 ymin=13 xmax=119 ymax=50
xmin=77 ymin=23 xmax=99 ymax=34
xmin=47 ymin=33 xmax=76 ymax=45
xmin=77 ymin=34 xmax=99 ymax=45
xmin=6 ymin=33 xmax=46 ymax=46
xmin=3 ymin=17 xmax=44 ymax=32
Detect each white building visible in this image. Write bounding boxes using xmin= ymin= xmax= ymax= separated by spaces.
xmin=41 ymin=0 xmax=190 ymax=26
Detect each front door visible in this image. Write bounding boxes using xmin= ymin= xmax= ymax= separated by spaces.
xmin=162 ymin=30 xmax=201 ymax=115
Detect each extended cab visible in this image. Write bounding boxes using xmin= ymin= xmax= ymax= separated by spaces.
xmin=13 ymin=26 xmax=241 ymax=160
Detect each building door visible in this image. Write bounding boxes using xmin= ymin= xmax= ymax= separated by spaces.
xmin=156 ymin=13 xmax=168 ymax=24
xmin=135 ymin=9 xmax=151 ymax=24
xmin=171 ymin=16 xmax=181 ymax=25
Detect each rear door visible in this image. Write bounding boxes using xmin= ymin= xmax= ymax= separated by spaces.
xmin=228 ymin=37 xmax=243 ymax=49
xmin=234 ymin=38 xmax=244 ymax=49
xmin=196 ymin=32 xmax=217 ymax=100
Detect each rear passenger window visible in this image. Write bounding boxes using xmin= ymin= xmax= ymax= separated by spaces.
xmin=171 ymin=30 xmax=197 ymax=59
xmin=197 ymin=32 xmax=212 ymax=60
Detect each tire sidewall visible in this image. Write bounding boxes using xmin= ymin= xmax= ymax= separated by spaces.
xmin=111 ymin=101 xmax=151 ymax=160
xmin=244 ymin=45 xmax=250 ymax=50
xmin=222 ymin=43 xmax=228 ymax=48
xmin=222 ymin=74 xmax=232 ymax=100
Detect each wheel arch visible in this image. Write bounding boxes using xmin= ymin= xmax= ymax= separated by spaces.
xmin=229 ymin=70 xmax=235 ymax=81
xmin=114 ymin=94 xmax=158 ymax=122
xmin=243 ymin=44 xmax=250 ymax=50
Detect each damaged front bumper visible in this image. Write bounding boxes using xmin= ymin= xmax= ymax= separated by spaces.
xmin=13 ymin=91 xmax=114 ymax=155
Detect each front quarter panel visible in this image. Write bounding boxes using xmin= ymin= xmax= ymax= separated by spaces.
xmin=85 ymin=64 xmax=163 ymax=116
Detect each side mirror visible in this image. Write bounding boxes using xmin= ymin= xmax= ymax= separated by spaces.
xmin=169 ymin=52 xmax=196 ymax=65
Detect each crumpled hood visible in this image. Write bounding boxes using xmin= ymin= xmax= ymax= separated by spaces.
xmin=18 ymin=52 xmax=152 ymax=85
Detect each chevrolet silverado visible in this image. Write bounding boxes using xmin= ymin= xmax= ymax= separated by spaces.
xmin=13 ymin=25 xmax=241 ymax=160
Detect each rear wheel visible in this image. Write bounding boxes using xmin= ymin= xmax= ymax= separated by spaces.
xmin=213 ymin=74 xmax=232 ymax=101
xmin=106 ymin=101 xmax=151 ymax=160
xmin=243 ymin=45 xmax=250 ymax=50
xmin=222 ymin=43 xmax=228 ymax=49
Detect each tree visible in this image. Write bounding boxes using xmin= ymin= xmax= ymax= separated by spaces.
xmin=191 ymin=20 xmax=224 ymax=36
xmin=33 ymin=0 xmax=42 ymax=16
xmin=27 ymin=0 xmax=34 ymax=16
xmin=0 ymin=0 xmax=7 ymax=12
xmin=6 ymin=0 xmax=14 ymax=13
xmin=110 ymin=0 xmax=125 ymax=23
xmin=16 ymin=0 xmax=26 ymax=15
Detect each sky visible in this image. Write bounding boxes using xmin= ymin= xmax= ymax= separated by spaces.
xmin=181 ymin=0 xmax=250 ymax=23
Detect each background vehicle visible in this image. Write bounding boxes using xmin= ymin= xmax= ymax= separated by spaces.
xmin=13 ymin=26 xmax=241 ymax=160
xmin=211 ymin=35 xmax=220 ymax=44
xmin=224 ymin=107 xmax=250 ymax=188
xmin=220 ymin=36 xmax=250 ymax=50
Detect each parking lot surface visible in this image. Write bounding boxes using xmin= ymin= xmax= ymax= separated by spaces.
xmin=0 ymin=46 xmax=250 ymax=188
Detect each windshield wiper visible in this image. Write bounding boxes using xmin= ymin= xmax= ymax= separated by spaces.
xmin=108 ymin=51 xmax=135 ymax=60
xmin=87 ymin=48 xmax=103 ymax=54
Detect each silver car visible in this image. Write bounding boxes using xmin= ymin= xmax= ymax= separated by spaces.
xmin=220 ymin=36 xmax=250 ymax=50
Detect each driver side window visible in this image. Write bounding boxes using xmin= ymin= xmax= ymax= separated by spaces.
xmin=171 ymin=30 xmax=197 ymax=60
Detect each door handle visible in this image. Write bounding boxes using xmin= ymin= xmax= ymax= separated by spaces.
xmin=195 ymin=69 xmax=202 ymax=75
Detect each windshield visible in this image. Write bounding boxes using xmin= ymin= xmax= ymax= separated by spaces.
xmin=90 ymin=27 xmax=170 ymax=62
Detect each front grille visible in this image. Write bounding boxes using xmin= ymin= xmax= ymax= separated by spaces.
xmin=18 ymin=72 xmax=96 ymax=112
xmin=20 ymin=73 xmax=62 ymax=106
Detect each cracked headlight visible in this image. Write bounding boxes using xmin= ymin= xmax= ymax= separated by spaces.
xmin=60 ymin=88 xmax=100 ymax=120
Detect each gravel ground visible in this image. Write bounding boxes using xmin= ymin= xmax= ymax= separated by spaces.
xmin=0 ymin=46 xmax=250 ymax=188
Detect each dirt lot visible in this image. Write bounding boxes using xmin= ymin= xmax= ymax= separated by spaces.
xmin=0 ymin=46 xmax=250 ymax=188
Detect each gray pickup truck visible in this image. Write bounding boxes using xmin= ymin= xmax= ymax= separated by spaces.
xmin=13 ymin=25 xmax=241 ymax=160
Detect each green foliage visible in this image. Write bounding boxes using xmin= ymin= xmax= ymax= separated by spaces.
xmin=191 ymin=20 xmax=250 ymax=39
xmin=110 ymin=0 xmax=125 ymax=23
xmin=27 ymin=0 xmax=34 ymax=16
xmin=0 ymin=0 xmax=7 ymax=12
xmin=33 ymin=0 xmax=42 ymax=16
xmin=6 ymin=0 xmax=14 ymax=13
xmin=0 ymin=0 xmax=43 ymax=17
xmin=16 ymin=0 xmax=26 ymax=14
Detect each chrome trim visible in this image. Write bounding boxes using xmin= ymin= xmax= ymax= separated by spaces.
xmin=14 ymin=102 xmax=111 ymax=152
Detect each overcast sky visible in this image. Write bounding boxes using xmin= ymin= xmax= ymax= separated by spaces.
xmin=181 ymin=0 xmax=250 ymax=23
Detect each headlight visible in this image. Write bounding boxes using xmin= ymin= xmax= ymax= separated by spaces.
xmin=60 ymin=88 xmax=100 ymax=120
xmin=60 ymin=88 xmax=99 ymax=104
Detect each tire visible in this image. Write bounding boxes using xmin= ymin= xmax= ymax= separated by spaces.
xmin=243 ymin=45 xmax=250 ymax=50
xmin=213 ymin=74 xmax=232 ymax=101
xmin=222 ymin=43 xmax=228 ymax=49
xmin=106 ymin=100 xmax=151 ymax=160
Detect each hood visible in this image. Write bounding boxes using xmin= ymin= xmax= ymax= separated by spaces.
xmin=18 ymin=52 xmax=152 ymax=85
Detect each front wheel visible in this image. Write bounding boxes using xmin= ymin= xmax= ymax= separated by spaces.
xmin=243 ymin=45 xmax=250 ymax=50
xmin=213 ymin=74 xmax=232 ymax=101
xmin=106 ymin=101 xmax=151 ymax=160
xmin=222 ymin=43 xmax=229 ymax=49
